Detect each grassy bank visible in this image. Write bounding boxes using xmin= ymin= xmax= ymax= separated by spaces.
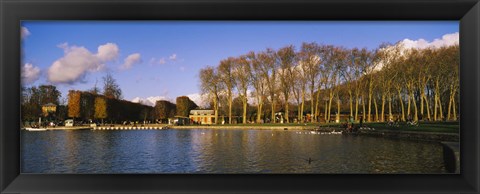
xmin=172 ymin=121 xmax=459 ymax=134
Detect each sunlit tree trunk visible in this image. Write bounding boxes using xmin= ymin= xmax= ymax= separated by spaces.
xmin=362 ymin=97 xmax=366 ymax=121
xmin=407 ymin=92 xmax=411 ymax=118
xmin=324 ymin=100 xmax=328 ymax=122
xmin=397 ymin=89 xmax=405 ymax=121
xmin=374 ymin=97 xmax=378 ymax=122
xmin=411 ymin=91 xmax=418 ymax=121
xmin=367 ymin=82 xmax=373 ymax=122
xmin=256 ymin=99 xmax=263 ymax=123
xmin=336 ymin=95 xmax=341 ymax=123
xmin=328 ymin=91 xmax=333 ymax=122
xmin=423 ymin=95 xmax=431 ymax=121
xmin=381 ymin=94 xmax=385 ymax=122
xmin=315 ymin=89 xmax=321 ymax=123
xmin=349 ymin=91 xmax=353 ymax=118
xmin=300 ymin=90 xmax=305 ymax=123
xmin=388 ymin=95 xmax=393 ymax=120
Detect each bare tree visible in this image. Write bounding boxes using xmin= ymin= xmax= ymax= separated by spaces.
xmin=199 ymin=66 xmax=223 ymax=124
xmin=103 ymin=73 xmax=122 ymax=99
xmin=258 ymin=49 xmax=279 ymax=123
xmin=233 ymin=56 xmax=252 ymax=124
xmin=299 ymin=42 xmax=322 ymax=122
xmin=292 ymin=62 xmax=307 ymax=123
xmin=218 ymin=57 xmax=236 ymax=124
xmin=249 ymin=52 xmax=267 ymax=123
xmin=277 ymin=45 xmax=296 ymax=123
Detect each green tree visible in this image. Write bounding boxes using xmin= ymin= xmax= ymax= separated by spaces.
xmin=155 ymin=100 xmax=176 ymax=122
xmin=176 ymin=96 xmax=198 ymax=117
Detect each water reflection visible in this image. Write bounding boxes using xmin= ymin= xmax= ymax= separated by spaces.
xmin=21 ymin=129 xmax=446 ymax=174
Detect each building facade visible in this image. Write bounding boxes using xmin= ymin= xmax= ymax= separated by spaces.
xmin=189 ymin=110 xmax=215 ymax=125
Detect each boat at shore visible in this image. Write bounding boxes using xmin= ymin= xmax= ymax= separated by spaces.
xmin=25 ymin=127 xmax=48 ymax=131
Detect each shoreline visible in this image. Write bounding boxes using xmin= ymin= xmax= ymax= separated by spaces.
xmin=23 ymin=124 xmax=459 ymax=142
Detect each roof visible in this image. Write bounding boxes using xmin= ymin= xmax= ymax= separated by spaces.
xmin=190 ymin=110 xmax=214 ymax=115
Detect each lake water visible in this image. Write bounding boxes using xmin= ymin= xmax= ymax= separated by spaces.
xmin=21 ymin=129 xmax=447 ymax=174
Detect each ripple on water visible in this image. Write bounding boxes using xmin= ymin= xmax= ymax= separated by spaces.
xmin=21 ymin=129 xmax=447 ymax=174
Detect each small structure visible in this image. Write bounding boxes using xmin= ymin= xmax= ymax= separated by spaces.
xmin=189 ymin=110 xmax=215 ymax=125
xmin=41 ymin=103 xmax=57 ymax=117
xmin=174 ymin=116 xmax=191 ymax=126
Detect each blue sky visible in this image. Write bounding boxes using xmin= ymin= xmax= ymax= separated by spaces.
xmin=21 ymin=21 xmax=459 ymax=106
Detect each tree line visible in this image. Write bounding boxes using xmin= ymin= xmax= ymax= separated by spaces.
xmin=22 ymin=71 xmax=201 ymax=124
xmin=199 ymin=42 xmax=459 ymax=124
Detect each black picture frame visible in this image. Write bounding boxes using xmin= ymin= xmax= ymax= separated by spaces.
xmin=1 ymin=0 xmax=479 ymax=193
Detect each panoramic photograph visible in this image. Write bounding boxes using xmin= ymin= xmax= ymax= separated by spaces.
xmin=20 ymin=21 xmax=459 ymax=174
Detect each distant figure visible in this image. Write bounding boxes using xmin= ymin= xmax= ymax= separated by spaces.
xmin=359 ymin=116 xmax=363 ymax=127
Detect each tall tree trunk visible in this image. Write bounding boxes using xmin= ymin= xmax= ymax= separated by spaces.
xmin=324 ymin=100 xmax=328 ymax=123
xmin=434 ymin=94 xmax=438 ymax=121
xmin=328 ymin=92 xmax=333 ymax=122
xmin=271 ymin=95 xmax=276 ymax=124
xmin=374 ymin=97 xmax=378 ymax=122
xmin=228 ymin=90 xmax=232 ymax=124
xmin=285 ymin=98 xmax=289 ymax=123
xmin=438 ymin=97 xmax=443 ymax=121
xmin=434 ymin=79 xmax=440 ymax=121
xmin=355 ymin=94 xmax=359 ymax=121
xmin=407 ymin=91 xmax=411 ymax=118
xmin=381 ymin=94 xmax=385 ymax=122
xmin=336 ymin=95 xmax=341 ymax=123
xmin=423 ymin=95 xmax=431 ymax=121
xmin=242 ymin=97 xmax=247 ymax=124
xmin=214 ymin=96 xmax=219 ymax=124
xmin=420 ymin=91 xmax=424 ymax=117
xmin=447 ymin=90 xmax=452 ymax=120
xmin=310 ymin=85 xmax=315 ymax=123
xmin=412 ymin=91 xmax=418 ymax=121
xmin=388 ymin=95 xmax=392 ymax=120
xmin=301 ymin=90 xmax=305 ymax=123
xmin=256 ymin=98 xmax=262 ymax=123
xmin=362 ymin=97 xmax=366 ymax=121
xmin=397 ymin=89 xmax=405 ymax=121
xmin=349 ymin=91 xmax=353 ymax=118
xmin=368 ymin=85 xmax=372 ymax=122
xmin=315 ymin=88 xmax=321 ymax=123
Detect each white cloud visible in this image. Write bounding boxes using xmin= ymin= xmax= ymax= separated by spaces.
xmin=131 ymin=96 xmax=174 ymax=106
xmin=21 ymin=27 xmax=30 ymax=39
xmin=21 ymin=63 xmax=41 ymax=85
xmin=96 ymin=43 xmax=120 ymax=62
xmin=375 ymin=32 xmax=459 ymax=71
xmin=169 ymin=54 xmax=177 ymax=60
xmin=187 ymin=93 xmax=209 ymax=108
xmin=399 ymin=32 xmax=459 ymax=50
xmin=47 ymin=43 xmax=119 ymax=84
xmin=120 ymin=53 xmax=142 ymax=70
xmin=133 ymin=93 xmax=210 ymax=108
